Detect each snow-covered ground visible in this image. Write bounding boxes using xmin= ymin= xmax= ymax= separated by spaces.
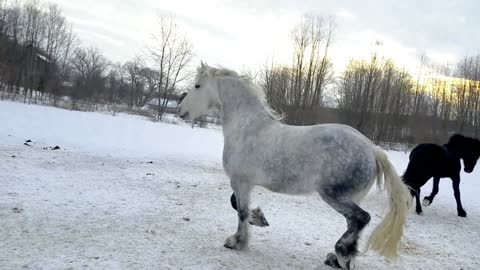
xmin=1 ymin=101 xmax=479 ymax=270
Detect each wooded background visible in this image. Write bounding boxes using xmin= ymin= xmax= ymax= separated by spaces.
xmin=1 ymin=1 xmax=479 ymax=147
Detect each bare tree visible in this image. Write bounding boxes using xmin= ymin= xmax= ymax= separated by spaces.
xmin=147 ymin=13 xmax=193 ymax=120
xmin=71 ymin=47 xmax=109 ymax=105
xmin=123 ymin=57 xmax=144 ymax=107
xmin=138 ymin=66 xmax=160 ymax=107
xmin=261 ymin=14 xmax=336 ymax=118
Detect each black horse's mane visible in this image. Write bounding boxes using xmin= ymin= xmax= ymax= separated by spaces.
xmin=445 ymin=134 xmax=480 ymax=154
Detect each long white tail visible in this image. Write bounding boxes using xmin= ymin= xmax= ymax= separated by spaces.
xmin=366 ymin=146 xmax=412 ymax=260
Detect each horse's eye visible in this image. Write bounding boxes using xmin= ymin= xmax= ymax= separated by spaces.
xmin=195 ymin=84 xmax=200 ymax=89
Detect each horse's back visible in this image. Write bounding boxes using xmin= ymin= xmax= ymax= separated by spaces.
xmin=409 ymin=144 xmax=445 ymax=161
xmin=404 ymin=143 xmax=458 ymax=186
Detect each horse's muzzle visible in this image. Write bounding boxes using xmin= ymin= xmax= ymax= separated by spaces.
xmin=179 ymin=111 xmax=189 ymax=120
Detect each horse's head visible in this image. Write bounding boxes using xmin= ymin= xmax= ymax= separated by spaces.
xmin=447 ymin=134 xmax=480 ymax=173
xmin=178 ymin=62 xmax=223 ymax=121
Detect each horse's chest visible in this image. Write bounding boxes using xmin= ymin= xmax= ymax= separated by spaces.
xmin=435 ymin=157 xmax=461 ymax=177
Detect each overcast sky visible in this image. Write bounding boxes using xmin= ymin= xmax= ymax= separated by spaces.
xmin=51 ymin=0 xmax=480 ymax=74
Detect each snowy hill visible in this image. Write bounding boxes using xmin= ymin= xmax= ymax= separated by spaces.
xmin=1 ymin=101 xmax=479 ymax=270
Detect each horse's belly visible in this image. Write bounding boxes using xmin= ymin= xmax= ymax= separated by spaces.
xmin=261 ymin=179 xmax=316 ymax=195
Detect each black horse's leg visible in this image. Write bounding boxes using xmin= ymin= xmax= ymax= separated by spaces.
xmin=451 ymin=176 xmax=467 ymax=217
xmin=412 ymin=188 xmax=422 ymax=215
xmin=230 ymin=193 xmax=237 ymax=210
xmin=423 ymin=177 xmax=440 ymax=206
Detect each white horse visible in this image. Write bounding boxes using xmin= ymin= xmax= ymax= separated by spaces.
xmin=178 ymin=63 xmax=412 ymax=269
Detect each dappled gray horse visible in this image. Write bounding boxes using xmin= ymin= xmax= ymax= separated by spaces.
xmin=178 ymin=63 xmax=412 ymax=269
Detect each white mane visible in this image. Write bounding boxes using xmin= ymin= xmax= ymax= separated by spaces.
xmin=199 ymin=66 xmax=283 ymax=121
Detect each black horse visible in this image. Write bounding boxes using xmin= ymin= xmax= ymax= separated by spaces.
xmin=402 ymin=134 xmax=480 ymax=217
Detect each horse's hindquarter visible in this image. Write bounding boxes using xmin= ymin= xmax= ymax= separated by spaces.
xmin=223 ymin=123 xmax=377 ymax=196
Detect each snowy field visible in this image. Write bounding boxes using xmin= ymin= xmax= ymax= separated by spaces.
xmin=1 ymin=101 xmax=479 ymax=270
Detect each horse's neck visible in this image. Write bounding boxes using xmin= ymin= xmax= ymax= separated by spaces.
xmin=220 ymin=80 xmax=276 ymax=136
xmin=444 ymin=144 xmax=462 ymax=158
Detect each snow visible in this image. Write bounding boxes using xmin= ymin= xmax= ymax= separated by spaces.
xmin=1 ymin=100 xmax=479 ymax=270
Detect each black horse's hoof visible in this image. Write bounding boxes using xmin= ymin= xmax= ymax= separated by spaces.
xmin=458 ymin=210 xmax=467 ymax=217
xmin=416 ymin=209 xmax=423 ymax=215
xmin=422 ymin=197 xmax=432 ymax=206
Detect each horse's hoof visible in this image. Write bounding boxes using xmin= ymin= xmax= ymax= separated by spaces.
xmin=324 ymin=253 xmax=342 ymax=268
xmin=249 ymin=207 xmax=269 ymax=227
xmin=422 ymin=197 xmax=432 ymax=207
xmin=224 ymin=235 xmax=247 ymax=250
xmin=458 ymin=210 xmax=467 ymax=217
xmin=336 ymin=255 xmax=353 ymax=269
xmin=344 ymin=259 xmax=355 ymax=270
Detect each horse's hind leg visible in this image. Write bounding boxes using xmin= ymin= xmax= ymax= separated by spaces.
xmin=423 ymin=177 xmax=440 ymax=206
xmin=322 ymin=197 xmax=371 ymax=269
xmin=224 ymin=180 xmax=252 ymax=250
xmin=230 ymin=193 xmax=269 ymax=227
xmin=412 ymin=188 xmax=423 ymax=215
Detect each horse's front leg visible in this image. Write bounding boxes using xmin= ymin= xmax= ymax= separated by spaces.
xmin=423 ymin=177 xmax=440 ymax=206
xmin=224 ymin=180 xmax=252 ymax=250
xmin=451 ymin=176 xmax=467 ymax=217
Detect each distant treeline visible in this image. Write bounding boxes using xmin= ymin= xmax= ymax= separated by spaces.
xmin=1 ymin=1 xmax=479 ymax=146
xmin=259 ymin=15 xmax=480 ymax=145
xmin=0 ymin=0 xmax=192 ymax=120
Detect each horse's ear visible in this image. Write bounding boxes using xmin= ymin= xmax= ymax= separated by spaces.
xmin=200 ymin=61 xmax=207 ymax=68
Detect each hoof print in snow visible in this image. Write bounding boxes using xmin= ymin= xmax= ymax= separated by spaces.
xmin=25 ymin=140 xmax=32 ymax=143
xmin=183 ymin=217 xmax=190 ymax=222
xmin=146 ymin=173 xmax=155 ymax=176
xmin=304 ymin=242 xmax=312 ymax=246
xmin=146 ymin=229 xmax=156 ymax=235
xmin=11 ymin=155 xmax=15 ymax=158
xmin=147 ymin=161 xmax=154 ymax=164
xmin=94 ymin=256 xmax=100 ymax=260
xmin=52 ymin=146 xmax=61 ymax=150
xmin=12 ymin=207 xmax=23 ymax=213
xmin=24 ymin=143 xmax=31 ymax=146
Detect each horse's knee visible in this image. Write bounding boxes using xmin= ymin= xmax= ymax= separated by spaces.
xmin=357 ymin=211 xmax=371 ymax=229
xmin=238 ymin=208 xmax=249 ymax=222
xmin=348 ymin=210 xmax=370 ymax=230
xmin=335 ymin=238 xmax=358 ymax=258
